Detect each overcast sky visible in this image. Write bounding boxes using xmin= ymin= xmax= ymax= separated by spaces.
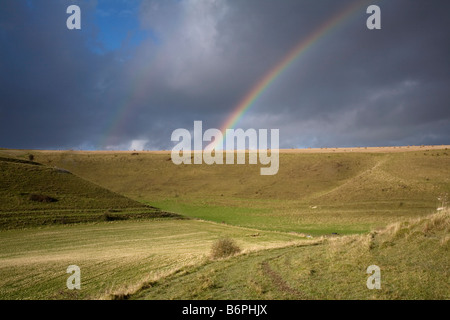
xmin=0 ymin=0 xmax=449 ymax=150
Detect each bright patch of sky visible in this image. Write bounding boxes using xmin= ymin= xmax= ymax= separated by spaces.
xmin=93 ymin=0 xmax=155 ymax=54
xmin=26 ymin=0 xmax=34 ymax=9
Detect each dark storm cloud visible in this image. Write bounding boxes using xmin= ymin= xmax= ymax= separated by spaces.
xmin=0 ymin=0 xmax=118 ymax=149
xmin=229 ymin=0 xmax=450 ymax=147
xmin=1 ymin=0 xmax=449 ymax=150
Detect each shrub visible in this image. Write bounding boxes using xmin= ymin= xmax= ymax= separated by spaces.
xmin=29 ymin=194 xmax=57 ymax=203
xmin=102 ymin=213 xmax=126 ymax=221
xmin=28 ymin=154 xmax=34 ymax=161
xmin=210 ymin=238 xmax=241 ymax=259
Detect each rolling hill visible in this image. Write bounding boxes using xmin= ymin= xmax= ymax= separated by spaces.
xmin=0 ymin=154 xmax=180 ymax=229
xmin=22 ymin=146 xmax=450 ymax=235
xmin=0 ymin=147 xmax=448 ymax=300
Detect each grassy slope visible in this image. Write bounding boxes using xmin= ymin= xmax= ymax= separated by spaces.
xmin=133 ymin=209 xmax=449 ymax=300
xmin=0 ymin=155 xmax=179 ymax=229
xmin=0 ymin=219 xmax=304 ymax=299
xmin=0 ymin=148 xmax=448 ymax=300
xmin=31 ymin=149 xmax=450 ymax=235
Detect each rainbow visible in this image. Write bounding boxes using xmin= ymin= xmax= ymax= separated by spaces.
xmin=101 ymin=1 xmax=369 ymax=150
xmin=99 ymin=75 xmax=149 ymax=149
xmin=212 ymin=0 xmax=369 ymax=150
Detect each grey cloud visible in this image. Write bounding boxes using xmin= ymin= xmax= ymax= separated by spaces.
xmin=1 ymin=0 xmax=449 ymax=150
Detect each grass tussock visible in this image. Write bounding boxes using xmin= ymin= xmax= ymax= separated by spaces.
xmin=210 ymin=238 xmax=242 ymax=260
xmin=28 ymin=193 xmax=58 ymax=203
xmin=377 ymin=207 xmax=449 ymax=242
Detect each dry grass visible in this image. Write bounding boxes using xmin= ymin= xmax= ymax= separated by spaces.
xmin=23 ymin=147 xmax=450 ymax=236
xmin=133 ymin=209 xmax=449 ymax=300
xmin=0 ymin=147 xmax=448 ymax=300
xmin=0 ymin=219 xmax=304 ymax=299
xmin=210 ymin=238 xmax=241 ymax=260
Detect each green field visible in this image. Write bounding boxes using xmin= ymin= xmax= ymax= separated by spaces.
xmin=0 ymin=148 xmax=448 ymax=299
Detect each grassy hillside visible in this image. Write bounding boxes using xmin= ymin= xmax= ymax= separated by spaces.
xmin=0 ymin=148 xmax=448 ymax=300
xmin=1 ymin=207 xmax=446 ymax=300
xmin=132 ymin=209 xmax=449 ymax=300
xmin=25 ymin=148 xmax=450 ymax=235
xmin=0 ymin=219 xmax=304 ymax=299
xmin=0 ymin=155 xmax=179 ymax=229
